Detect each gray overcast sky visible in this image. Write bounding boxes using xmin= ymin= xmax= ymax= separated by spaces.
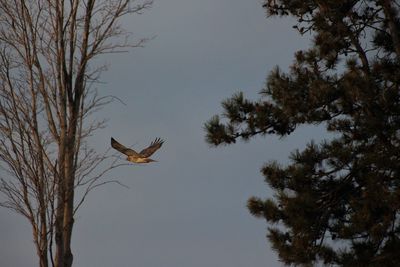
xmin=0 ymin=1 xmax=325 ymax=266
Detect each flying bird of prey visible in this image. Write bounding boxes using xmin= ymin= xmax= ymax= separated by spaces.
xmin=111 ymin=137 xmax=164 ymax=163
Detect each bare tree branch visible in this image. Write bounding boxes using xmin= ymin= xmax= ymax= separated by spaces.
xmin=0 ymin=1 xmax=152 ymax=266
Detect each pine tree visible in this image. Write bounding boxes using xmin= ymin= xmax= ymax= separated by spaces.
xmin=205 ymin=1 xmax=400 ymax=265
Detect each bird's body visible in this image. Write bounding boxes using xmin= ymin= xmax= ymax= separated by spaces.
xmin=111 ymin=137 xmax=164 ymax=163
xmin=127 ymin=155 xmax=155 ymax=163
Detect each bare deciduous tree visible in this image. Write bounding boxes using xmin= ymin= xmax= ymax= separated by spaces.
xmin=0 ymin=1 xmax=152 ymax=266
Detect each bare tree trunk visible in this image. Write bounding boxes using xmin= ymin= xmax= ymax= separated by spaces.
xmin=0 ymin=1 xmax=152 ymax=266
xmin=32 ymin=222 xmax=49 ymax=267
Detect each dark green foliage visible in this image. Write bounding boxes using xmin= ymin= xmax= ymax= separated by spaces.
xmin=205 ymin=0 xmax=400 ymax=265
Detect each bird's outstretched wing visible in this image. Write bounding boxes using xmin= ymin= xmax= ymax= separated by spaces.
xmin=111 ymin=137 xmax=140 ymax=156
xmin=139 ymin=138 xmax=164 ymax=157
